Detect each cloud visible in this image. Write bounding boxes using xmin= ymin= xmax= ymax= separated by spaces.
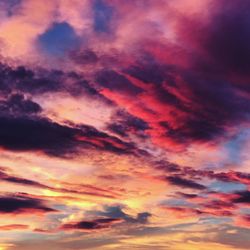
xmin=0 ymin=195 xmax=57 ymax=214
xmin=0 ymin=62 xmax=112 ymax=105
xmin=100 ymin=66 xmax=250 ymax=150
xmin=162 ymin=206 xmax=203 ymax=219
xmin=106 ymin=110 xmax=149 ymax=138
xmin=79 ymin=0 xmax=250 ymax=151
xmin=184 ymin=0 xmax=250 ymax=78
xmin=0 ymin=168 xmax=120 ymax=199
xmin=96 ymin=70 xmax=143 ymax=94
xmin=165 ymin=176 xmax=206 ymax=190
xmin=0 ymin=112 xmax=138 ymax=156
xmin=61 ymin=205 xmax=152 ymax=232
xmin=0 ymin=224 xmax=29 ymax=231
xmin=0 ymin=115 xmax=80 ymax=155
xmin=0 ymin=1 xmax=250 ymax=249
xmin=0 ymin=169 xmax=48 ymax=189
xmin=70 ymin=49 xmax=98 ymax=65
xmin=92 ymin=205 xmax=152 ymax=224
xmin=0 ymin=93 xmax=42 ymax=114
xmin=176 ymin=192 xmax=198 ymax=199
xmin=61 ymin=218 xmax=121 ymax=231
xmin=232 ymin=191 xmax=250 ymax=204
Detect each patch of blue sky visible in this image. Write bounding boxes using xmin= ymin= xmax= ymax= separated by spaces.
xmin=223 ymin=128 xmax=250 ymax=165
xmin=209 ymin=180 xmax=246 ymax=193
xmin=161 ymin=198 xmax=196 ymax=208
xmin=198 ymin=217 xmax=233 ymax=225
xmin=93 ymin=0 xmax=114 ymax=33
xmin=38 ymin=22 xmax=80 ymax=57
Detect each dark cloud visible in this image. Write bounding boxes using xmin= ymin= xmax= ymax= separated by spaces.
xmin=93 ymin=205 xmax=151 ymax=224
xmin=1 ymin=0 xmax=250 ymax=151
xmin=0 ymin=93 xmax=42 ymax=115
xmin=166 ymin=176 xmax=206 ymax=190
xmin=201 ymin=0 xmax=250 ymax=77
xmin=77 ymin=123 xmax=138 ymax=155
xmin=0 ymin=115 xmax=80 ymax=155
xmin=124 ymin=58 xmax=172 ymax=85
xmin=116 ymin=55 xmax=250 ymax=146
xmin=0 ymin=64 xmax=60 ymax=94
xmin=154 ymin=161 xmax=181 ymax=173
xmin=136 ymin=212 xmax=152 ymax=224
xmin=96 ymin=70 xmax=143 ymax=94
xmin=17 ymin=71 xmax=62 ymax=94
xmin=176 ymin=192 xmax=198 ymax=199
xmin=107 ymin=110 xmax=149 ymax=138
xmin=156 ymin=161 xmax=250 ymax=189
xmin=62 ymin=218 xmax=120 ymax=231
xmin=0 ymin=111 xmax=137 ymax=156
xmin=0 ymin=195 xmax=56 ymax=214
xmin=101 ymin=1 xmax=250 ymax=148
xmin=2 ymin=59 xmax=248 ymax=152
xmin=0 ymin=169 xmax=48 ymax=189
xmin=161 ymin=74 xmax=249 ymax=143
xmin=0 ymin=63 xmax=107 ymax=100
xmin=70 ymin=49 xmax=98 ymax=65
xmin=233 ymin=191 xmax=250 ymax=204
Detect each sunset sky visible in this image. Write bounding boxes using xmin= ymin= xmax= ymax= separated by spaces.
xmin=0 ymin=0 xmax=250 ymax=249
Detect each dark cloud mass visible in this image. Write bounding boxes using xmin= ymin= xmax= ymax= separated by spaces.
xmin=233 ymin=191 xmax=250 ymax=204
xmin=199 ymin=0 xmax=250 ymax=77
xmin=0 ymin=111 xmax=135 ymax=156
xmin=166 ymin=176 xmax=206 ymax=190
xmin=96 ymin=70 xmax=143 ymax=94
xmin=0 ymin=115 xmax=80 ymax=155
xmin=0 ymin=195 xmax=56 ymax=214
xmin=0 ymin=93 xmax=42 ymax=114
xmin=0 ymin=63 xmax=107 ymax=100
xmin=107 ymin=110 xmax=149 ymax=138
xmin=62 ymin=218 xmax=120 ymax=231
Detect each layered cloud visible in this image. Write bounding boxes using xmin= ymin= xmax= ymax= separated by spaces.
xmin=0 ymin=195 xmax=56 ymax=214
xmin=0 ymin=1 xmax=250 ymax=250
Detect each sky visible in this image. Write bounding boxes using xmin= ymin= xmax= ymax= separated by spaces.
xmin=0 ymin=0 xmax=250 ymax=249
